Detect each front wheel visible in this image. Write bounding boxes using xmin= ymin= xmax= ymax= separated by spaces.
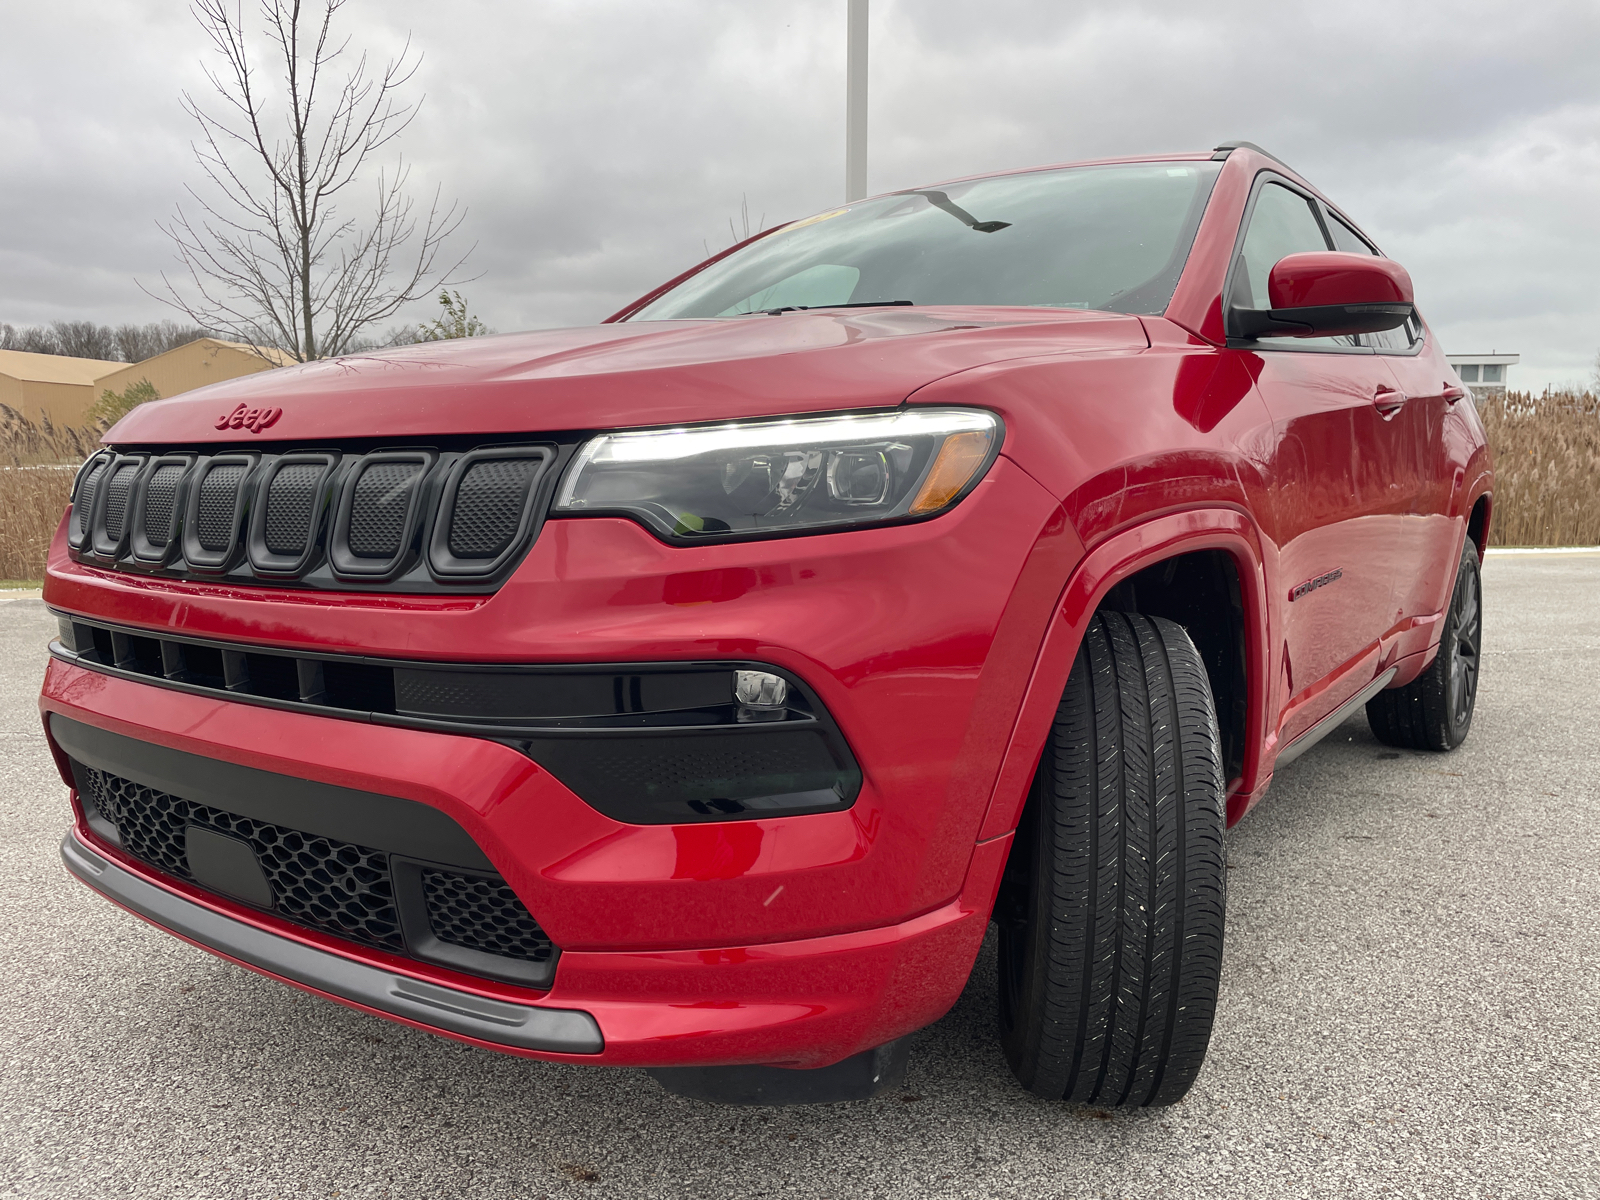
xmin=1366 ymin=540 xmax=1482 ymax=751
xmin=996 ymin=611 xmax=1226 ymax=1108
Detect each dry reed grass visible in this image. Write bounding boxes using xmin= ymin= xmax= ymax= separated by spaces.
xmin=0 ymin=404 xmax=102 ymax=467
xmin=0 ymin=405 xmax=96 ymax=581
xmin=1477 ymin=389 xmax=1600 ymax=546
xmin=0 ymin=465 xmax=73 ymax=582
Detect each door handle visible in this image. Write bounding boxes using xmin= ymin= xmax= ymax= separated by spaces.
xmin=1442 ymin=384 xmax=1467 ymax=404
xmin=1373 ymin=386 xmax=1407 ymax=416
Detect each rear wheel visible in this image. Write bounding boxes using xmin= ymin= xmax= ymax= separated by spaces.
xmin=996 ymin=611 xmax=1226 ymax=1108
xmin=1366 ymin=540 xmax=1482 ymax=751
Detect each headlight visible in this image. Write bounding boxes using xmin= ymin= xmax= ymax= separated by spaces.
xmin=553 ymin=408 xmax=1001 ymax=542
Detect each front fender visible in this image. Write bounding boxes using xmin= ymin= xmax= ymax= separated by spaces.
xmin=976 ymin=508 xmax=1273 ymax=840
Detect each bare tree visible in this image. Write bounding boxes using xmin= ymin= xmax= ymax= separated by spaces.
xmin=149 ymin=0 xmax=470 ymax=362
xmin=114 ymin=320 xmax=215 ymax=363
xmin=1 ymin=320 xmax=213 ymax=362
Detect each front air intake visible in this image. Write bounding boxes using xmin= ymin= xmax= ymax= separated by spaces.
xmin=68 ymin=453 xmax=112 ymax=552
xmin=246 ymin=452 xmax=340 ymax=575
xmin=329 ymin=451 xmax=436 ymax=579
xmin=428 ymin=447 xmax=554 ymax=578
xmin=181 ymin=454 xmax=258 ymax=572
xmin=90 ymin=455 xmax=148 ymax=558
xmin=128 ymin=456 xmax=194 ymax=564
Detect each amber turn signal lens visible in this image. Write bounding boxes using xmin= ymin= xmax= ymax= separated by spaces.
xmin=909 ymin=430 xmax=993 ymax=514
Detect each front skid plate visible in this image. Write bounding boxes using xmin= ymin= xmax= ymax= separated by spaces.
xmin=59 ymin=832 xmax=602 ymax=1054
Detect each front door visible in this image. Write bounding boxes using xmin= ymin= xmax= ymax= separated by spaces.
xmin=1226 ymin=179 xmax=1412 ymax=745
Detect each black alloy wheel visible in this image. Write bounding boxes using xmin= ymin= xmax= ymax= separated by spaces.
xmin=995 ymin=611 xmax=1227 ymax=1108
xmin=1367 ymin=540 xmax=1483 ymax=751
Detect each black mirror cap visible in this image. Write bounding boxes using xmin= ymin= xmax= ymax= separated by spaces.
xmin=1229 ymin=300 xmax=1415 ymax=341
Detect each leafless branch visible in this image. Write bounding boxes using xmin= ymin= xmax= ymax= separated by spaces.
xmin=144 ymin=0 xmax=471 ymax=362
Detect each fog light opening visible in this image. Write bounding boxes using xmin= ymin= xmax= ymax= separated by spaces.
xmin=735 ymin=670 xmax=789 ymax=721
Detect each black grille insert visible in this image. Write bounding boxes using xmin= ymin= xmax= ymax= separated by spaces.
xmin=423 ymin=869 xmax=553 ymax=964
xmin=349 ymin=463 xmax=421 ymax=556
xmin=264 ymin=463 xmax=323 ymax=553
xmin=78 ymin=762 xmax=405 ymax=951
xmin=72 ymin=757 xmax=556 ymax=984
xmin=72 ymin=457 xmax=110 ymax=546
xmin=452 ymin=459 xmax=538 ymax=557
xmin=102 ymin=462 xmax=140 ymax=543
xmin=142 ymin=464 xmax=184 ymax=546
xmin=426 ymin=447 xmax=555 ymax=579
xmin=197 ymin=465 xmax=247 ymax=549
xmin=329 ymin=451 xmax=435 ymax=579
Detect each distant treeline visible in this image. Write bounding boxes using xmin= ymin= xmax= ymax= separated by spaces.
xmin=0 ymin=319 xmax=215 ymax=364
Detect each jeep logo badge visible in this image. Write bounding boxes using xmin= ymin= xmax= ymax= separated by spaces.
xmin=215 ymin=403 xmax=282 ymax=433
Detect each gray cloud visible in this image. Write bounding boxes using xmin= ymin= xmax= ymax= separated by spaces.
xmin=3 ymin=0 xmax=1597 ymax=389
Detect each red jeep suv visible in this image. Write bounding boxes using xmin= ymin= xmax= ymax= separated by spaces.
xmin=40 ymin=142 xmax=1491 ymax=1107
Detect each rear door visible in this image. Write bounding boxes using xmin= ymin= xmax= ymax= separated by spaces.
xmin=1228 ymin=179 xmax=1410 ymax=745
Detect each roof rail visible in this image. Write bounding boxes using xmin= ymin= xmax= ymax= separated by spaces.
xmin=1211 ymin=141 xmax=1294 ymax=171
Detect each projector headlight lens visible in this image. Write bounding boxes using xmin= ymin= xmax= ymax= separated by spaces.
xmin=553 ymin=408 xmax=1000 ymax=542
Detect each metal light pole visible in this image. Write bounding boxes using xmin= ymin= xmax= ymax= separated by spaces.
xmin=845 ymin=0 xmax=868 ymax=201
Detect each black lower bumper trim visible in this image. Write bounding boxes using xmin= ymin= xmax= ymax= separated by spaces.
xmin=60 ymin=832 xmax=602 ymax=1055
xmin=646 ymin=1037 xmax=911 ymax=1105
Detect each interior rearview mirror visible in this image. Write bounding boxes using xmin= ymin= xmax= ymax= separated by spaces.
xmin=1230 ymin=251 xmax=1415 ymax=340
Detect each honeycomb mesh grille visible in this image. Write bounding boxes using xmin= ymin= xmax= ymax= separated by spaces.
xmin=77 ymin=763 xmax=403 ymax=951
xmin=75 ymin=461 xmax=109 ymax=538
xmin=142 ymin=465 xmax=184 ymax=546
xmin=103 ymin=463 xmax=140 ymax=542
xmin=348 ymin=462 xmax=423 ymax=558
xmin=449 ymin=458 xmax=539 ymax=558
xmin=197 ymin=465 xmax=247 ymax=551
xmin=422 ymin=869 xmax=553 ymax=963
xmin=264 ymin=463 xmax=323 ymax=555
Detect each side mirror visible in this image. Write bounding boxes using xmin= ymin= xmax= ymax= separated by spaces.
xmin=1230 ymin=251 xmax=1415 ymax=340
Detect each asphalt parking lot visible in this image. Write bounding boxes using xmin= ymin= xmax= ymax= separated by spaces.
xmin=1 ymin=551 xmax=1596 ymax=1200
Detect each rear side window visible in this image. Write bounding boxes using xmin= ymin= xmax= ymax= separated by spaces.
xmin=1232 ymin=183 xmax=1330 ymax=309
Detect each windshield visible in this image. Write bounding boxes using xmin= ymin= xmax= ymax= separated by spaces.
xmin=630 ymin=160 xmax=1221 ymax=321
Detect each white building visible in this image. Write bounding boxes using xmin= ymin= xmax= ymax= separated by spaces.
xmin=1445 ymin=352 xmax=1519 ymax=393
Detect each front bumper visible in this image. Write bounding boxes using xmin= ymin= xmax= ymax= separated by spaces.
xmin=41 ymin=457 xmax=1071 ymax=1066
xmin=59 ymin=818 xmax=1006 ymax=1067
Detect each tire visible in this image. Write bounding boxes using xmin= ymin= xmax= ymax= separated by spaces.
xmin=1366 ymin=540 xmax=1482 ymax=751
xmin=996 ymin=611 xmax=1226 ymax=1108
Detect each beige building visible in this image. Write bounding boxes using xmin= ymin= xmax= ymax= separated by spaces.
xmin=85 ymin=339 xmax=292 ymax=421
xmin=0 ymin=349 xmax=123 ymax=427
xmin=0 ymin=337 xmax=290 ymax=428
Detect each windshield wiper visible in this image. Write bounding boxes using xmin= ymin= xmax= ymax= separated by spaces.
xmin=914 ymin=190 xmax=1011 ymax=233
xmin=754 ymin=300 xmax=915 ymax=316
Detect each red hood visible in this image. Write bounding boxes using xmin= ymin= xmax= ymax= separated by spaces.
xmin=106 ymin=307 xmax=1147 ymax=444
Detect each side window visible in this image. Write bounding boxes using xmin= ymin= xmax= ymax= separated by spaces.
xmin=1365 ymin=314 xmax=1419 ymax=353
xmin=1327 ymin=213 xmax=1378 ymax=256
xmin=1324 ymin=209 xmax=1417 ymax=352
xmin=1232 ymin=183 xmax=1330 ymax=310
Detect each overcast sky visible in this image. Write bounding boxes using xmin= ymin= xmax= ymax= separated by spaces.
xmin=4 ymin=0 xmax=1598 ymax=389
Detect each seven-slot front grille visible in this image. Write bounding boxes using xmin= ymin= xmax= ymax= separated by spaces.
xmin=75 ymin=761 xmax=555 ymax=976
xmin=67 ymin=442 xmax=559 ymax=592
